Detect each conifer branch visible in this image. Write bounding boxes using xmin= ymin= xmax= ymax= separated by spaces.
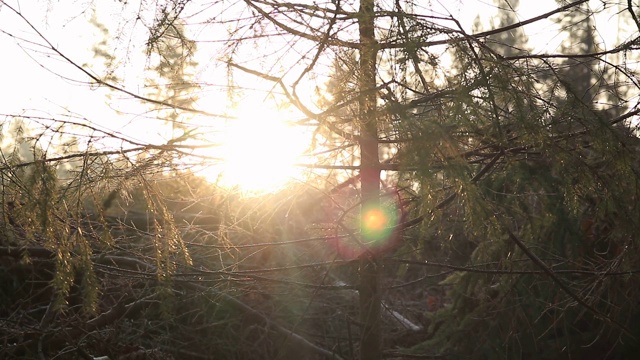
xmin=504 ymin=229 xmax=635 ymax=339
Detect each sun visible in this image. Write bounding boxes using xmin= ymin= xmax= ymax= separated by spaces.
xmin=207 ymin=103 xmax=310 ymax=194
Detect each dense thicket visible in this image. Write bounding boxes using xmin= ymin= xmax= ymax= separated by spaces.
xmin=1 ymin=0 xmax=640 ymax=359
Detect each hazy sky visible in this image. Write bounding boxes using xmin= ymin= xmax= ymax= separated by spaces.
xmin=0 ymin=0 xmax=630 ymax=145
xmin=0 ymin=0 xmax=560 ymax=116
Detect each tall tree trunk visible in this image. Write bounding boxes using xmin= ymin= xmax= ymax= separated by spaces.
xmin=357 ymin=0 xmax=381 ymax=358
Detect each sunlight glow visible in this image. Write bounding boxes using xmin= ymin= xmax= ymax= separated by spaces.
xmin=364 ymin=208 xmax=388 ymax=231
xmin=361 ymin=202 xmax=400 ymax=245
xmin=210 ymin=104 xmax=310 ymax=194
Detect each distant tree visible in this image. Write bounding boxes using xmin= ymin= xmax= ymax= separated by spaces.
xmin=146 ymin=18 xmax=199 ymax=139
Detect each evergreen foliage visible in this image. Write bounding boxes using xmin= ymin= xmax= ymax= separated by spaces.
xmin=1 ymin=0 xmax=640 ymax=359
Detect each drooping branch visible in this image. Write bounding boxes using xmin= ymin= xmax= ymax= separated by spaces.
xmin=0 ymin=245 xmax=344 ymax=359
xmin=504 ymin=229 xmax=635 ymax=339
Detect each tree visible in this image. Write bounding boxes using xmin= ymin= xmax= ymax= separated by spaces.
xmin=2 ymin=0 xmax=640 ymax=359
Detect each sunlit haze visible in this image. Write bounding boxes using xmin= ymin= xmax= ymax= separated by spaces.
xmin=0 ymin=0 xmax=628 ymax=194
xmin=206 ymin=103 xmax=311 ymax=194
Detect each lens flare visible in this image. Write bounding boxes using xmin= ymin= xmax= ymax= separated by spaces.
xmin=364 ymin=208 xmax=388 ymax=230
xmin=362 ymin=204 xmax=398 ymax=245
xmin=332 ymin=200 xmax=402 ymax=260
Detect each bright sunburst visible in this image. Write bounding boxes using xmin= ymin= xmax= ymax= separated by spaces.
xmin=208 ymin=103 xmax=310 ymax=194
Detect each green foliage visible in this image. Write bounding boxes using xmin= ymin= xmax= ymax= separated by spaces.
xmin=397 ymin=20 xmax=640 ymax=360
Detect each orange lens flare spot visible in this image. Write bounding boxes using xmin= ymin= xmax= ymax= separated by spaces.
xmin=361 ymin=204 xmax=399 ymax=245
xmin=332 ymin=200 xmax=403 ymax=259
xmin=364 ymin=209 xmax=388 ymax=231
